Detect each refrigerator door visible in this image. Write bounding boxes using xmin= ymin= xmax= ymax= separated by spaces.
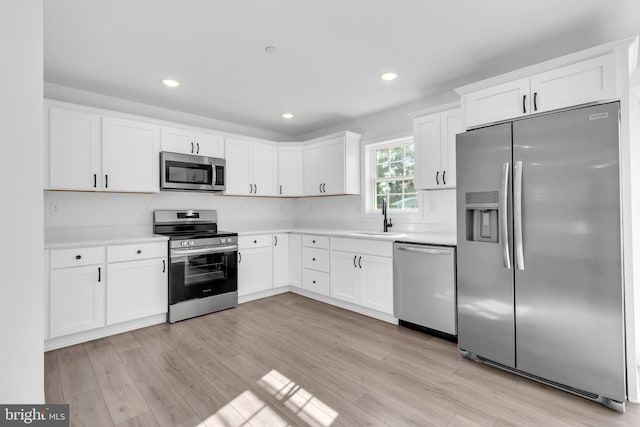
xmin=513 ymin=102 xmax=625 ymax=401
xmin=456 ymin=123 xmax=516 ymax=368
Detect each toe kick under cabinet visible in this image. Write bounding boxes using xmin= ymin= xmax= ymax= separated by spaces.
xmin=45 ymin=240 xmax=168 ymax=350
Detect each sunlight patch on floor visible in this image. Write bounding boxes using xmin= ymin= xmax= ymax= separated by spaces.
xmin=258 ymin=369 xmax=339 ymax=426
xmin=202 ymin=390 xmax=288 ymax=427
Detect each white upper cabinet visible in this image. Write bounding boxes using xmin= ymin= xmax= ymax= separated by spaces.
xmin=302 ymin=132 xmax=361 ymax=196
xmin=225 ymin=138 xmax=277 ymax=196
xmin=102 ymin=117 xmax=160 ymax=193
xmin=278 ymin=146 xmax=303 ymax=196
xmin=48 ymin=107 xmax=101 ymax=191
xmin=161 ymin=126 xmax=225 ymax=158
xmin=412 ymin=105 xmax=462 ymax=190
xmin=459 ymin=53 xmax=619 ymax=128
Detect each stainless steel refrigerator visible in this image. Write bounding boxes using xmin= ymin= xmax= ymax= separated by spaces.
xmin=456 ymin=102 xmax=626 ymax=410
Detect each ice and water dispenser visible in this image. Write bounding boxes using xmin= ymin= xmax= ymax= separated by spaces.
xmin=465 ymin=191 xmax=499 ymax=243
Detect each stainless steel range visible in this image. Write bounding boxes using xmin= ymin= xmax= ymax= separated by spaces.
xmin=154 ymin=210 xmax=238 ymax=323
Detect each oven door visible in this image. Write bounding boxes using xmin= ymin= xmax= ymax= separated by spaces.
xmin=161 ymin=151 xmax=217 ymax=192
xmin=169 ymin=245 xmax=237 ymax=304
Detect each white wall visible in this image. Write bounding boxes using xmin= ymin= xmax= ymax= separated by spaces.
xmin=0 ymin=0 xmax=44 ymax=403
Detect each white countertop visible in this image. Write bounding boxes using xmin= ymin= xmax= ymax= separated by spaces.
xmin=45 ymin=226 xmax=168 ymax=249
xmin=237 ymin=228 xmax=457 ymax=246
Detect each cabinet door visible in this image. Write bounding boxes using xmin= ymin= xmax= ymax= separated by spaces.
xmin=330 ymin=251 xmax=359 ymax=304
xmin=106 ymin=258 xmax=167 ymax=325
xmin=273 ymin=234 xmax=290 ymax=288
xmin=464 ymin=78 xmax=530 ymax=128
xmin=303 ymin=143 xmax=324 ymax=195
xmin=49 ymin=107 xmax=101 ymax=191
xmin=238 ymin=247 xmax=273 ymax=296
xmin=359 ymin=255 xmax=393 ymax=314
xmin=440 ymin=109 xmax=462 ymax=189
xmin=531 ymin=54 xmax=616 ymax=114
xmin=322 ymin=137 xmax=346 ymax=195
xmin=225 ymin=138 xmax=252 ymax=195
xmin=413 ymin=113 xmax=441 ymax=190
xmin=252 ymin=143 xmax=278 ymax=196
xmin=195 ymin=132 xmax=225 ymax=158
xmin=161 ymin=126 xmax=195 ymax=155
xmin=289 ymin=234 xmax=302 ymax=288
xmin=50 ymin=265 xmax=105 ymax=338
xmin=278 ymin=146 xmax=303 ymax=196
xmin=102 ymin=117 xmax=160 ymax=192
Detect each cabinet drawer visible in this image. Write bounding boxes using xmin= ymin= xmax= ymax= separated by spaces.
xmin=303 ymin=247 xmax=329 ymax=272
xmin=302 ymin=269 xmax=330 ymax=296
xmin=51 ymin=246 xmax=105 ymax=269
xmin=239 ymin=234 xmax=272 ymax=249
xmin=358 ymin=240 xmax=393 ymax=257
xmin=107 ymin=242 xmax=167 ymax=263
xmin=302 ymin=234 xmax=329 ymax=249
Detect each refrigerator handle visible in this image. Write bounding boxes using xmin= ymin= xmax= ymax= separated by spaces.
xmin=501 ymin=162 xmax=511 ymax=269
xmin=514 ymin=160 xmax=524 ymax=270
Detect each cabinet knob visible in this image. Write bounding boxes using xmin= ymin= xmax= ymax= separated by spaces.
xmin=312 ymin=258 xmax=316 ymax=261
xmin=313 ymin=280 xmax=316 ymax=284
xmin=253 ymin=240 xmax=257 ymax=244
xmin=137 ymin=250 xmax=142 ymax=254
xmin=312 ymin=240 xmax=316 ymax=243
xmin=75 ymin=255 xmax=82 ymax=260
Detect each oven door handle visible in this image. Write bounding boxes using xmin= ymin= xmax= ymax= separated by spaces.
xmin=171 ymin=245 xmax=238 ymax=257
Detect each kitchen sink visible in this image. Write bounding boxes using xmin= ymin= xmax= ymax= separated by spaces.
xmin=350 ymin=231 xmax=407 ymax=238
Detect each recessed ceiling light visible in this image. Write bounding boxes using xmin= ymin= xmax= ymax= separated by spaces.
xmin=380 ymin=72 xmax=398 ymax=81
xmin=162 ymin=79 xmax=180 ymax=87
xmin=282 ymin=113 xmax=294 ymax=119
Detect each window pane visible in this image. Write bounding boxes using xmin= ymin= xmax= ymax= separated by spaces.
xmin=403 ymin=179 xmax=415 ymax=193
xmin=404 ymin=195 xmax=418 ymax=208
xmin=389 ymin=146 xmax=403 ymax=162
xmin=389 ymin=194 xmax=402 ymax=208
xmin=405 ymin=144 xmax=414 ymax=158
xmin=404 ymin=158 xmax=414 ymax=175
xmin=376 ymin=195 xmax=387 ymax=209
xmin=390 ymin=161 xmax=404 ymax=176
xmin=388 ymin=180 xmax=402 ymax=193
xmin=376 ymin=181 xmax=390 ymax=195
xmin=376 ymin=163 xmax=390 ymax=178
xmin=376 ymin=148 xmax=389 ymax=163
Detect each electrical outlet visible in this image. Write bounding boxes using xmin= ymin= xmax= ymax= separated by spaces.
xmin=49 ymin=202 xmax=59 ymax=215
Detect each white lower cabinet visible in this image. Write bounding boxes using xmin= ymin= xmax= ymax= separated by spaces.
xmin=47 ymin=240 xmax=168 ymax=345
xmin=50 ymin=263 xmax=105 ymax=338
xmin=329 ymin=237 xmax=394 ymax=315
xmin=302 ymin=234 xmax=331 ymax=296
xmin=107 ymin=257 xmax=167 ymax=325
xmin=273 ymin=234 xmax=290 ymax=288
xmin=289 ymin=234 xmax=302 ymax=288
xmin=238 ymin=235 xmax=273 ymax=296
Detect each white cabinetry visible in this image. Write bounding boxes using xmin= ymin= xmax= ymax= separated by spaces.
xmin=106 ymin=243 xmax=167 ymax=325
xmin=278 ymin=146 xmax=303 ymax=196
xmin=226 ymin=139 xmax=278 ymax=196
xmin=329 ymin=238 xmax=394 ymax=314
xmin=412 ymin=105 xmax=462 ymax=190
xmin=303 ymin=132 xmax=361 ymax=196
xmin=273 ymin=234 xmax=290 ymax=288
xmin=302 ymin=235 xmax=330 ymax=295
xmin=47 ymin=104 xmax=161 ymax=193
xmin=49 ymin=247 xmax=105 ymax=338
xmin=161 ymin=126 xmax=224 ymax=158
xmin=459 ymin=53 xmax=617 ymax=128
xmin=289 ymin=234 xmax=302 ymax=288
xmin=238 ymin=235 xmax=273 ymax=296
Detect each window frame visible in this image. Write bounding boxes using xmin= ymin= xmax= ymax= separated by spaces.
xmin=362 ymin=136 xmax=422 ymax=219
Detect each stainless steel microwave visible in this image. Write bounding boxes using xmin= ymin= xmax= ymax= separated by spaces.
xmin=160 ymin=151 xmax=225 ymax=192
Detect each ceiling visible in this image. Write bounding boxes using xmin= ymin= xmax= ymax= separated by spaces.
xmin=44 ymin=0 xmax=640 ymax=137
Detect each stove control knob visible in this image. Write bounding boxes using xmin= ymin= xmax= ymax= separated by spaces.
xmin=181 ymin=241 xmax=188 ymax=247
xmin=189 ymin=240 xmax=195 ymax=246
xmin=220 ymin=238 xmax=227 ymax=243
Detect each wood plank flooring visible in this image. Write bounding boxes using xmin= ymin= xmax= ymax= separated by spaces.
xmin=45 ymin=292 xmax=640 ymax=426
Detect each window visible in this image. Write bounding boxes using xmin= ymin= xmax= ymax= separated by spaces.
xmin=366 ymin=137 xmax=417 ymax=214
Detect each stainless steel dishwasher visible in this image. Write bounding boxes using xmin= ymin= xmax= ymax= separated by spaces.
xmin=393 ymin=242 xmax=457 ymax=340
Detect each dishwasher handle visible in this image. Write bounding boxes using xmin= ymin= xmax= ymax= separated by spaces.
xmin=396 ymin=246 xmax=452 ymax=256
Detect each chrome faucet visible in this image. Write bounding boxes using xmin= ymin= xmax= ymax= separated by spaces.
xmin=382 ymin=199 xmax=393 ymax=232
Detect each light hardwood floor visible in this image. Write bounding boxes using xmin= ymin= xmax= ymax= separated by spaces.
xmin=45 ymin=292 xmax=640 ymax=426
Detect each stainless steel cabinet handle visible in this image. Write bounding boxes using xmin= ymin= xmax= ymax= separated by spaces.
xmin=533 ymin=92 xmax=538 ymax=111
xmin=436 ymin=171 xmax=439 ymax=185
xmin=196 ymin=142 xmax=200 ymax=154
xmin=274 ymin=235 xmax=278 ymax=246
xmin=254 ymin=184 xmax=257 ymax=194
xmin=514 ymin=160 xmax=524 ymax=270
xmin=191 ymin=142 xmax=194 ymax=153
xmin=322 ymin=183 xmax=326 ymax=193
xmin=396 ymin=246 xmax=452 ymax=255
xmin=501 ymin=162 xmax=512 ymax=269
xmin=522 ymin=94 xmax=527 ymax=114
xmin=358 ymin=256 xmax=362 ymax=269
xmin=353 ymin=255 xmax=357 ymax=268
xmin=162 ymin=260 xmax=166 ymax=273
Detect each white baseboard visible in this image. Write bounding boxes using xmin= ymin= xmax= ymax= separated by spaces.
xmin=44 ymin=313 xmax=167 ymax=351
xmin=238 ymin=286 xmax=290 ymax=304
